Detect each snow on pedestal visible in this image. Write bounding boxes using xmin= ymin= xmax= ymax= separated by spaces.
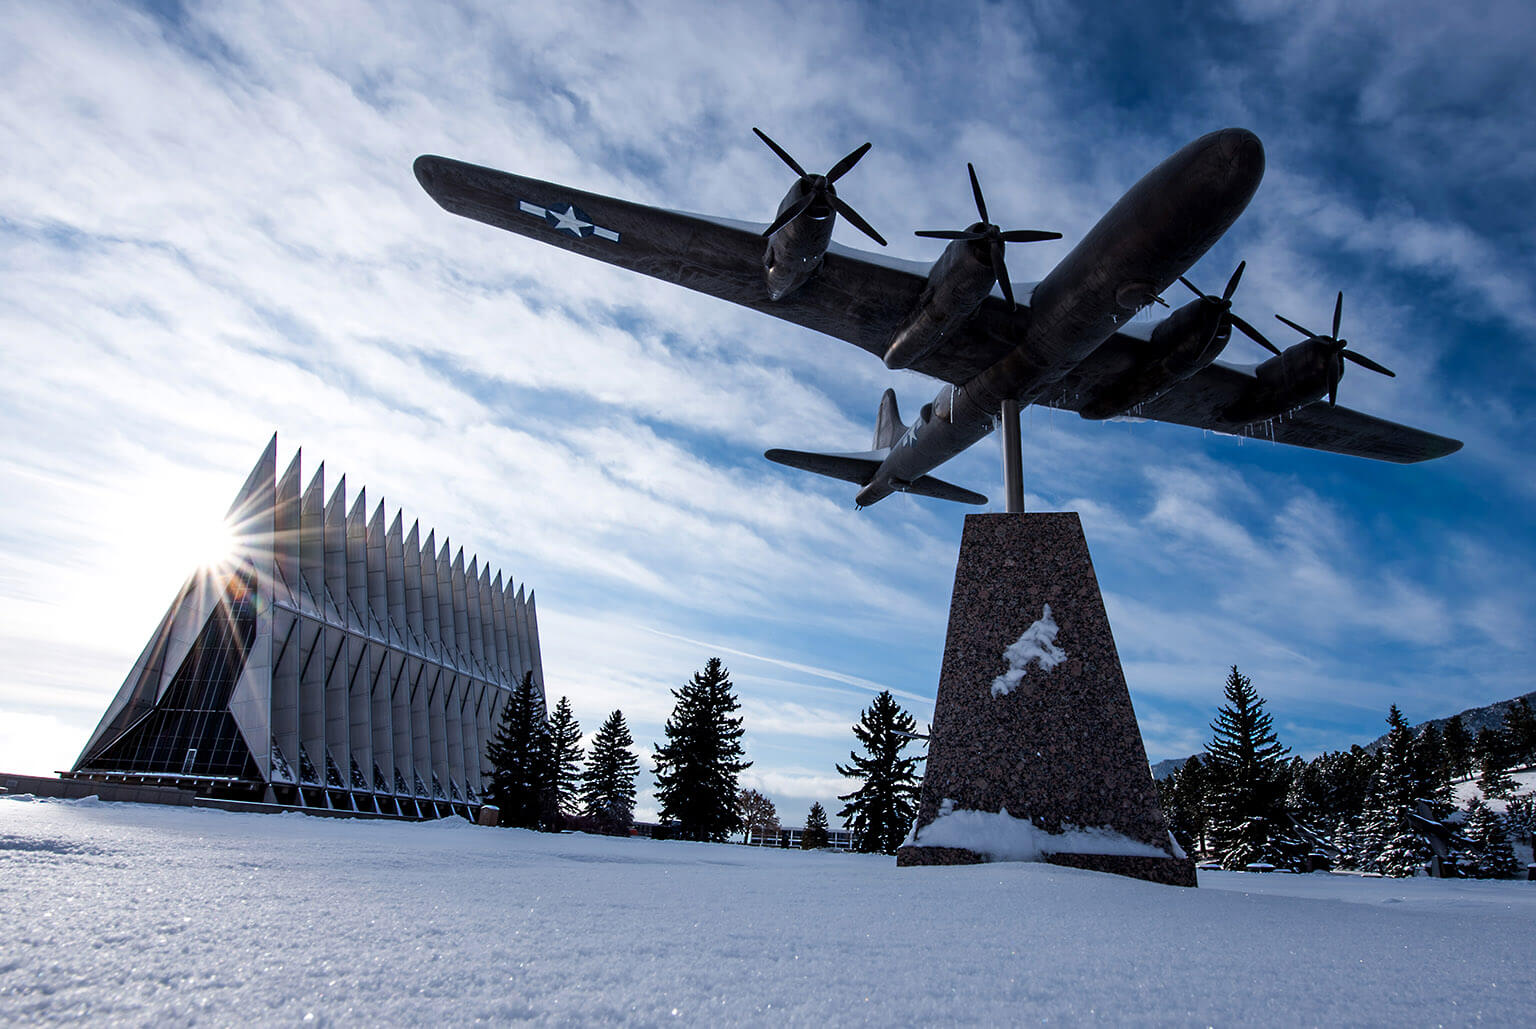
xmin=910 ymin=799 xmax=1173 ymax=862
xmin=897 ymin=512 xmax=1195 ymax=887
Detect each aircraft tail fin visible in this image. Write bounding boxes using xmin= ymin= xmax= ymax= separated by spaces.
xmin=872 ymin=388 xmax=905 ymax=450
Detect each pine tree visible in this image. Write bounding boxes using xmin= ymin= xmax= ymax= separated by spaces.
xmin=484 ymin=671 xmax=553 ymax=830
xmin=1162 ymin=756 xmax=1210 ymax=857
xmin=653 ymin=657 xmax=752 ymax=841
xmin=802 ymin=802 xmax=831 ymax=850
xmin=546 ymin=696 xmax=584 ymax=820
xmin=1475 ymin=727 xmax=1516 ymax=799
xmin=1204 ymin=666 xmax=1291 ymax=869
xmin=1462 ymin=797 xmax=1521 ymax=879
xmin=737 ymin=788 xmax=779 ymax=844
xmin=1442 ymin=715 xmax=1473 ymax=779
xmin=1502 ymin=699 xmax=1536 ymax=767
xmin=1504 ymin=793 xmax=1536 ymax=849
xmin=1409 ymin=722 xmax=1453 ymax=816
xmin=837 ymin=690 xmax=923 ymax=855
xmin=1360 ymin=706 xmax=1424 ymax=876
xmin=580 ymin=709 xmax=640 ymax=835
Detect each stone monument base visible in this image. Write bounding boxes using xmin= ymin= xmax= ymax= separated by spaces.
xmin=897 ymin=512 xmax=1196 ymax=888
xmin=895 ymin=844 xmax=1195 ymax=888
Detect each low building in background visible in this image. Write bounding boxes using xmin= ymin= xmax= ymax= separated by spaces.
xmin=69 ymin=435 xmax=544 ymax=819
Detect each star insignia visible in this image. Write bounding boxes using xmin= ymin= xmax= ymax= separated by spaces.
xmin=517 ymin=200 xmax=621 ymax=243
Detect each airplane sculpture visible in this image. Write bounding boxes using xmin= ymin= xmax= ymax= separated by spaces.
xmin=414 ymin=128 xmax=1461 ymax=508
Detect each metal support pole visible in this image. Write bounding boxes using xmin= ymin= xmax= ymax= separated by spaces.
xmin=1000 ymin=399 xmax=1024 ymax=514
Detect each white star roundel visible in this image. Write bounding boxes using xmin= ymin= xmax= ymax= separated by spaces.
xmin=518 ymin=200 xmax=620 ymax=242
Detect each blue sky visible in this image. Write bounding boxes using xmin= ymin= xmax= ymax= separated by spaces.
xmin=2 ymin=0 xmax=1532 ymax=823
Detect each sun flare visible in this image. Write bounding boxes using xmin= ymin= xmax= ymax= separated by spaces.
xmin=187 ymin=517 xmax=238 ymax=570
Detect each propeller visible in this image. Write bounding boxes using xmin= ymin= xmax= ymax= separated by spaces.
xmin=1274 ymin=291 xmax=1395 ymax=406
xmin=1175 ymin=261 xmax=1282 ymax=357
xmin=914 ymin=163 xmax=1061 ymax=310
xmin=754 ymin=127 xmax=887 ymax=246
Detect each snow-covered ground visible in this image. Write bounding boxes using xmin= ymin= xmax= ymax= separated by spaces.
xmin=2 ymin=796 xmax=1533 ymax=1025
xmin=1454 ymin=767 xmax=1536 ymax=812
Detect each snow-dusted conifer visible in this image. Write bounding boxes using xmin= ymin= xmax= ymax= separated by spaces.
xmin=1409 ymin=722 xmax=1453 ymax=816
xmin=837 ymin=690 xmax=922 ymax=855
xmin=1462 ymin=797 xmax=1521 ymax=879
xmin=484 ymin=671 xmax=554 ymax=830
xmin=581 ymin=709 xmax=639 ymax=834
xmin=1475 ymin=728 xmax=1516 ymax=799
xmin=1441 ymin=715 xmax=1473 ymax=779
xmin=1162 ymin=756 xmax=1210 ymax=857
xmin=802 ymin=802 xmax=831 ymax=850
xmin=1204 ymin=666 xmax=1291 ymax=869
xmin=1503 ymin=699 xmax=1536 ymax=767
xmin=1360 ymin=707 xmax=1424 ymax=876
xmin=653 ymin=657 xmax=751 ymax=842
xmin=1503 ymin=793 xmax=1535 ymax=848
xmin=547 ymin=696 xmax=584 ymax=819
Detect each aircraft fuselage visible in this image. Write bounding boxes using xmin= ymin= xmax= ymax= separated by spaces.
xmin=857 ymin=128 xmax=1266 ymax=507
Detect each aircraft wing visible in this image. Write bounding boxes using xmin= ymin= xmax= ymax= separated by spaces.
xmin=413 ymin=155 xmax=1023 ymax=384
xmin=1042 ymin=334 xmax=1463 ymax=463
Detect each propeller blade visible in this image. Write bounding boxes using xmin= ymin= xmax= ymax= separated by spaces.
xmin=990 ymin=238 xmax=1015 ymax=309
xmin=762 ymin=192 xmax=816 ymax=237
xmin=998 ymin=229 xmax=1062 ymax=243
xmin=1151 ymin=294 xmax=1170 ymax=308
xmin=915 ymin=229 xmax=988 ymax=240
xmin=967 ymin=162 xmax=989 ymax=224
xmin=826 ymin=141 xmax=872 ymax=183
xmin=1230 ymin=313 xmax=1282 ymax=356
xmin=830 ymin=195 xmax=887 ymax=246
xmin=1332 ymin=291 xmax=1343 ymax=339
xmin=1342 ymin=349 xmax=1395 ymax=377
xmin=1275 ymin=313 xmax=1318 ymax=338
xmin=1178 ymin=275 xmax=1204 ymax=300
xmin=753 ymin=127 xmax=807 ymax=177
xmin=1329 ymin=374 xmax=1338 ymax=407
xmin=1223 ymin=260 xmax=1246 ymax=302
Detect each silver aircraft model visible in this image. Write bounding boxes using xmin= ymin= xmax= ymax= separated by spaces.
xmin=414 ymin=128 xmax=1461 ymax=508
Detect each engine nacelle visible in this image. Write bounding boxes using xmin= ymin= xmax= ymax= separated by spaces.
xmin=1222 ymin=339 xmax=1338 ymax=424
xmin=883 ymin=234 xmax=996 ymax=370
xmin=762 ymin=181 xmax=834 ymax=301
xmin=1078 ymin=298 xmax=1228 ymax=419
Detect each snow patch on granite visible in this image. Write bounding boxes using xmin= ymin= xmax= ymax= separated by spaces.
xmin=991 ymin=604 xmax=1066 ymax=696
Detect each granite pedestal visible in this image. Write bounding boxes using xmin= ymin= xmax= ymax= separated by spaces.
xmin=896 ymin=513 xmax=1195 ymax=887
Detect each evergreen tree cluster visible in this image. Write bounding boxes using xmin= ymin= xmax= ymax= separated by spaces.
xmin=483 ymin=674 xmax=642 ymax=835
xmin=1159 ymin=671 xmax=1533 ymax=878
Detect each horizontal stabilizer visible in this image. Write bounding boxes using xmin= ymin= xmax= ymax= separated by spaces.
xmin=900 ymin=475 xmax=988 ymax=506
xmin=765 ymin=448 xmax=988 ymax=506
xmin=764 ymin=448 xmax=885 ymax=486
